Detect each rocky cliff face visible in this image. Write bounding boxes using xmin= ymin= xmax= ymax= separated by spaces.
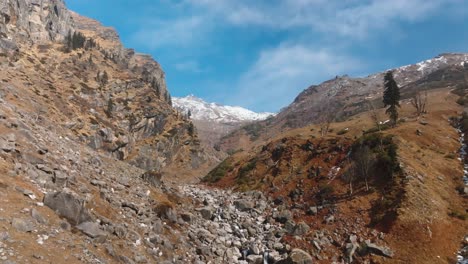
xmin=0 ymin=0 xmax=73 ymax=43
xmin=0 ymin=0 xmax=215 ymax=180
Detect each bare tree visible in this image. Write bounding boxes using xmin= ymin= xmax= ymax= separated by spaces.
xmin=367 ymin=100 xmax=382 ymax=131
xmin=343 ymin=159 xmax=355 ymax=195
xmin=410 ymin=91 xmax=428 ymax=116
xmin=353 ymin=145 xmax=373 ymax=191
xmin=318 ymin=103 xmax=336 ymax=136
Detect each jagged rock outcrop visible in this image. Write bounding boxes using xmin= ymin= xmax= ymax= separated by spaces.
xmin=0 ymin=0 xmax=73 ymax=43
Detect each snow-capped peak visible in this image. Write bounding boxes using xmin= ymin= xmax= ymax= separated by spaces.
xmin=173 ymin=95 xmax=275 ymax=123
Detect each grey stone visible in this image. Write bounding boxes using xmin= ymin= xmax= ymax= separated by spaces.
xmin=307 ymin=206 xmax=318 ymax=215
xmin=76 ymin=222 xmax=107 ymax=239
xmin=53 ymin=171 xmax=68 ymax=187
xmin=43 ymin=191 xmax=92 ymax=225
xmin=11 ymin=218 xmax=35 ymax=232
xmin=31 ymin=208 xmax=47 ymax=224
xmin=292 ymin=222 xmax=310 ymax=236
xmin=180 ymin=212 xmax=193 ymax=223
xmin=114 ymin=225 xmax=127 ymax=238
xmin=278 ymin=248 xmax=313 ymax=264
xmin=141 ymin=170 xmax=162 ymax=187
xmin=274 ymin=209 xmax=292 ymax=223
xmin=234 ymin=199 xmax=254 ymax=212
xmin=365 ymin=240 xmax=394 ymax=258
xmin=246 ymin=254 xmax=263 ymax=264
xmin=199 ymin=207 xmax=214 ymax=220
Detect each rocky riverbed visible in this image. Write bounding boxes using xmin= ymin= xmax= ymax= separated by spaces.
xmin=179 ymin=185 xmax=311 ymax=263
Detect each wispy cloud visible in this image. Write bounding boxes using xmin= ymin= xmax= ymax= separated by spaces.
xmin=229 ymin=43 xmax=365 ymax=111
xmin=127 ymin=0 xmax=462 ymax=111
xmin=186 ymin=0 xmax=460 ymax=38
xmin=130 ymin=16 xmax=207 ymax=50
xmin=174 ymin=60 xmax=206 ymax=73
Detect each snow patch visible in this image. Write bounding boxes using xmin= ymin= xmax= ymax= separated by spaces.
xmin=173 ymin=95 xmax=275 ymax=123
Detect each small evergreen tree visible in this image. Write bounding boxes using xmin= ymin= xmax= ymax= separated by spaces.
xmin=105 ymin=98 xmax=114 ymax=118
xmin=383 ymin=71 xmax=400 ymax=126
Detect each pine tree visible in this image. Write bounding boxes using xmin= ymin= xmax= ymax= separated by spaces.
xmin=383 ymin=71 xmax=400 ymax=126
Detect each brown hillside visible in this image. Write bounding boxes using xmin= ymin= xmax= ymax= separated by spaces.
xmin=205 ymin=88 xmax=468 ymax=263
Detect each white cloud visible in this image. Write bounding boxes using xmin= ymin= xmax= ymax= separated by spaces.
xmin=186 ymin=0 xmax=460 ymax=38
xmin=229 ymin=43 xmax=365 ymax=111
xmin=130 ymin=16 xmax=207 ymax=50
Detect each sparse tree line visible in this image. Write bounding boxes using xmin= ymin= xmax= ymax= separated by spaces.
xmin=64 ymin=30 xmax=98 ymax=52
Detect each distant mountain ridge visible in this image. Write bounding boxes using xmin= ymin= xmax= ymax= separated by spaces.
xmin=173 ymin=95 xmax=275 ymax=123
xmin=217 ymin=53 xmax=468 ymax=152
xmin=173 ymin=95 xmax=275 ymax=149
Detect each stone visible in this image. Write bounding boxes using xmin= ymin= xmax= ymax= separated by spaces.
xmin=284 ymin=220 xmax=296 ymax=234
xmin=234 ymin=200 xmax=254 ymax=212
xmin=53 ymin=171 xmax=68 ymax=187
xmin=307 ymin=206 xmax=318 ymax=215
xmin=324 ymin=215 xmax=335 ymax=224
xmin=11 ymin=218 xmax=35 ymax=232
xmin=0 ymin=134 xmax=15 ymax=152
xmin=274 ymin=209 xmax=292 ymax=223
xmin=43 ymin=191 xmax=92 ymax=225
xmin=60 ymin=221 xmax=71 ymax=231
xmin=114 ymin=225 xmax=127 ymax=238
xmin=31 ymin=208 xmax=47 ymax=224
xmin=292 ymin=222 xmax=310 ymax=236
xmin=278 ymin=248 xmax=313 ymax=264
xmin=246 ymin=254 xmax=263 ymax=264
xmin=365 ymin=240 xmax=394 ymax=258
xmin=76 ymin=222 xmax=107 ymax=239
xmin=141 ymin=170 xmax=162 ymax=187
xmin=199 ymin=207 xmax=214 ymax=220
xmin=180 ymin=212 xmax=193 ymax=223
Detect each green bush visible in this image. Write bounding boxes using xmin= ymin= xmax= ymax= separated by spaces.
xmin=243 ymin=123 xmax=263 ymax=140
xmin=237 ymin=158 xmax=257 ymax=182
xmin=202 ymin=159 xmax=233 ymax=183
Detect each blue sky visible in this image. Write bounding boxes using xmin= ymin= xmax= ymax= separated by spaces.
xmin=67 ymin=0 xmax=468 ymax=112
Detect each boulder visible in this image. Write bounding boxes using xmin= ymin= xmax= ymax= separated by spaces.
xmin=31 ymin=208 xmax=47 ymax=224
xmin=365 ymin=240 xmax=394 ymax=258
xmin=234 ymin=199 xmax=254 ymax=212
xmin=277 ymin=248 xmax=313 ymax=264
xmin=274 ymin=209 xmax=292 ymax=223
xmin=198 ymin=206 xmax=214 ymax=220
xmin=292 ymin=222 xmax=310 ymax=236
xmin=11 ymin=218 xmax=35 ymax=232
xmin=141 ymin=170 xmax=162 ymax=187
xmin=76 ymin=221 xmax=107 ymax=239
xmin=43 ymin=191 xmax=92 ymax=225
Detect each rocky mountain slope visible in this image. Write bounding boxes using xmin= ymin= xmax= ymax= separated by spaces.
xmin=205 ymin=87 xmax=468 ymax=263
xmin=174 ymin=95 xmax=274 ymax=148
xmin=0 ymin=0 xmax=467 ymax=264
xmin=219 ymin=53 xmax=468 ymax=152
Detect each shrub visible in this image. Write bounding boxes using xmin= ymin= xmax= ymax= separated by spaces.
xmin=243 ymin=123 xmax=263 ymax=140
xmin=449 ymin=210 xmax=467 ymax=220
xmin=237 ymin=158 xmax=257 ymax=182
xmin=202 ymin=158 xmax=233 ymax=183
xmin=336 ymin=128 xmax=349 ymax=135
xmin=318 ymin=184 xmax=335 ymax=200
